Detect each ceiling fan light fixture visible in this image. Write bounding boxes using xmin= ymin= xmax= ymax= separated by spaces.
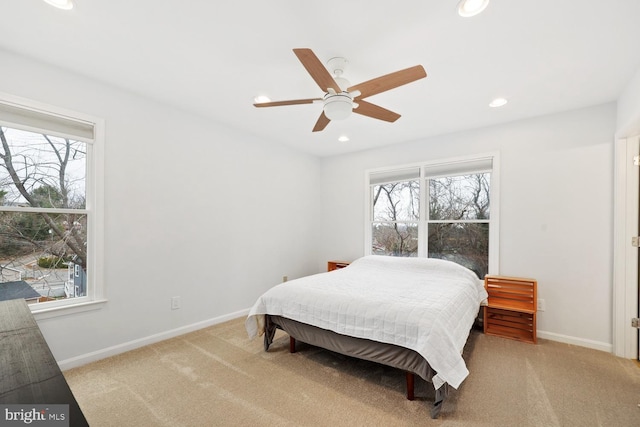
xmin=43 ymin=0 xmax=74 ymax=10
xmin=323 ymin=93 xmax=353 ymax=121
xmin=457 ymin=0 xmax=489 ymax=17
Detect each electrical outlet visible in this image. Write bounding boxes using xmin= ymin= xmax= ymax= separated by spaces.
xmin=171 ymin=296 xmax=181 ymax=310
xmin=537 ymin=298 xmax=546 ymax=311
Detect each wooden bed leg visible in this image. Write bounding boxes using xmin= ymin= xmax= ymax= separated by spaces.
xmin=289 ymin=336 xmax=296 ymax=353
xmin=405 ymin=372 xmax=415 ymax=401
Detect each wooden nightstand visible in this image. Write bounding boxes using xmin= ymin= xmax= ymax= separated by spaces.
xmin=327 ymin=260 xmax=350 ymax=272
xmin=483 ymin=275 xmax=537 ymax=344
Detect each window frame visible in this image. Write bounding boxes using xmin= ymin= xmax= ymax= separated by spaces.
xmin=0 ymin=92 xmax=105 ymax=318
xmin=365 ymin=152 xmax=500 ymax=276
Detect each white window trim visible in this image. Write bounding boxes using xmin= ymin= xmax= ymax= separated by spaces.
xmin=364 ymin=151 xmax=500 ymax=275
xmin=0 ymin=92 xmax=106 ymax=318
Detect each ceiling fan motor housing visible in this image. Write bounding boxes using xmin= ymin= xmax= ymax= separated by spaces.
xmin=323 ymin=92 xmax=353 ymax=120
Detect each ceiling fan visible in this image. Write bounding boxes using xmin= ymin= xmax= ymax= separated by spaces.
xmin=254 ymin=48 xmax=427 ymax=132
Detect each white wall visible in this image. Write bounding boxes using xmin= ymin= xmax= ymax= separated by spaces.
xmin=0 ymin=49 xmax=322 ymax=364
xmin=319 ymin=103 xmax=616 ymax=350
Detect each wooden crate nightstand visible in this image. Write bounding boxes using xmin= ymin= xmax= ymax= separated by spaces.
xmin=327 ymin=260 xmax=350 ymax=272
xmin=483 ymin=275 xmax=537 ymax=344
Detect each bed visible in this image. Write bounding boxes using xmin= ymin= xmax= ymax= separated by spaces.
xmin=245 ymin=255 xmax=487 ymax=418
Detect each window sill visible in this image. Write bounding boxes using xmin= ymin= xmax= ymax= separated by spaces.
xmin=32 ymin=298 xmax=107 ymax=320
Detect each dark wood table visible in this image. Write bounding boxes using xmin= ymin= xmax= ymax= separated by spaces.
xmin=0 ymin=299 xmax=89 ymax=426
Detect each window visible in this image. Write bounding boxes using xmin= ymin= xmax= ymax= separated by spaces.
xmin=366 ymin=154 xmax=498 ymax=278
xmin=0 ymin=95 xmax=103 ymax=313
xmin=370 ymin=167 xmax=420 ymax=257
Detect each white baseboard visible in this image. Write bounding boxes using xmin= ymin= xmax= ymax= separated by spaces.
xmin=537 ymin=330 xmax=612 ymax=353
xmin=58 ymin=308 xmax=250 ymax=371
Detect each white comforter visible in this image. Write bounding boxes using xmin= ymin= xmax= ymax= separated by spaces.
xmin=245 ymin=255 xmax=487 ymax=389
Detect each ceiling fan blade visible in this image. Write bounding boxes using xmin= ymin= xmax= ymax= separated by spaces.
xmin=353 ymin=100 xmax=401 ymax=122
xmin=254 ymin=98 xmax=322 ymax=107
xmin=293 ymin=48 xmax=342 ymax=93
xmin=312 ymin=111 xmax=331 ymax=132
xmin=349 ymin=65 xmax=427 ymax=99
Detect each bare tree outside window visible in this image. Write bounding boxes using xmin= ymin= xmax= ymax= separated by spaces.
xmin=371 ymin=180 xmax=419 ymax=256
xmin=0 ymin=126 xmax=87 ymax=302
xmin=428 ymin=173 xmax=490 ymax=278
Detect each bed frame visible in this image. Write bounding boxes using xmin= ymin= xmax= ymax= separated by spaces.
xmin=264 ymin=314 xmax=449 ymax=419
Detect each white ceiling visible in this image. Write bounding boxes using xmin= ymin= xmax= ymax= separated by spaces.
xmin=2 ymin=1 xmax=640 ymax=157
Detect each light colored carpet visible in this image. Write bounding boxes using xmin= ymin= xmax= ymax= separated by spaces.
xmin=64 ymin=317 xmax=640 ymax=426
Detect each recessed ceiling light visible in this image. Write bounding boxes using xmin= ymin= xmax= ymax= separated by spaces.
xmin=457 ymin=0 xmax=489 ymax=17
xmin=253 ymin=95 xmax=271 ymax=104
xmin=489 ymin=97 xmax=508 ymax=108
xmin=43 ymin=0 xmax=74 ymax=10
xmin=338 ymin=135 xmax=350 ymax=142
